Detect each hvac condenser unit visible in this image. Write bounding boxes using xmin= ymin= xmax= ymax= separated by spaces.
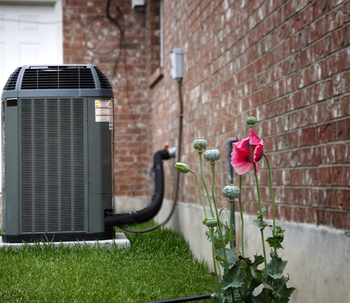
xmin=1 ymin=65 xmax=114 ymax=243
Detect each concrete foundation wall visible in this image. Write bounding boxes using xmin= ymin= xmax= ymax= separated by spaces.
xmin=113 ymin=195 xmax=149 ymax=214
xmin=0 ymin=195 xmax=2 ymax=228
xmin=156 ymin=198 xmax=350 ymax=303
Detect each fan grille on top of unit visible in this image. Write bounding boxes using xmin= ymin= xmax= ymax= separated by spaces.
xmin=20 ymin=66 xmax=96 ymax=90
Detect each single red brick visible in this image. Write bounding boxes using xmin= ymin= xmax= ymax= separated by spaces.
xmin=302 ymin=127 xmax=317 ymax=146
xmin=311 ymin=188 xmax=328 ymax=207
xmin=326 ymin=8 xmax=344 ymax=31
xmin=292 ymin=207 xmax=306 ymax=223
xmin=305 ymin=208 xmax=317 ymax=224
xmin=318 ymin=166 xmax=333 ymax=186
xmin=336 ymin=117 xmax=350 ymax=140
xmin=310 ymin=16 xmax=326 ymax=42
xmin=330 ymin=211 xmax=350 ymax=229
xmin=317 ymin=122 xmax=337 ymax=143
xmin=316 ymin=209 xmax=330 ymax=226
xmin=328 ymin=189 xmax=350 ymax=210
xmin=332 ymin=166 xmax=350 ymax=186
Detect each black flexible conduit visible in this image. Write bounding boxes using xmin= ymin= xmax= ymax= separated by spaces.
xmin=114 ymin=79 xmax=184 ymax=233
xmin=105 ymin=79 xmax=184 ymax=232
xmin=144 ymin=293 xmax=216 ymax=303
xmin=104 ymin=149 xmax=171 ymax=227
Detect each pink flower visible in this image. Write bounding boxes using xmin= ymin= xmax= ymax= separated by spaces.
xmin=231 ymin=129 xmax=264 ymax=175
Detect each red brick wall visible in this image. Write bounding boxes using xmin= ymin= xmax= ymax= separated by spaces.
xmin=63 ymin=0 xmax=350 ymax=230
xmin=63 ymin=0 xmax=150 ymax=198
xmin=149 ymin=0 xmax=350 ymax=230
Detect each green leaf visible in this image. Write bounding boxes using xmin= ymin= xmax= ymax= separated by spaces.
xmin=254 ymin=282 xmax=282 ymax=303
xmin=220 ymin=263 xmax=244 ymax=291
xmin=251 ymin=219 xmax=268 ymax=230
xmin=206 ymin=222 xmax=232 ymax=250
xmin=222 ymin=222 xmax=232 ymax=247
xmin=273 ymin=276 xmax=296 ymax=303
xmin=267 ymin=257 xmax=287 ymax=279
xmin=206 ymin=229 xmax=224 ymax=250
xmin=271 ymin=225 xmax=285 ymax=240
xmin=257 ymin=207 xmax=267 ymax=219
xmin=254 ymin=275 xmax=295 ymax=303
xmin=253 ymin=255 xmax=265 ymax=267
xmin=216 ymin=248 xmax=238 ymax=270
xmin=250 ymin=266 xmax=263 ymax=283
xmin=254 ymin=288 xmax=269 ymax=303
xmin=266 ymin=236 xmax=284 ymax=249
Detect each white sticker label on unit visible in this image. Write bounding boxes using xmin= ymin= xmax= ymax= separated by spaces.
xmin=95 ymin=100 xmax=112 ymax=123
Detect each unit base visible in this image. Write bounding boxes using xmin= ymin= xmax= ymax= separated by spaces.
xmin=1 ymin=231 xmax=115 ymax=243
xmin=0 ymin=233 xmax=130 ymax=249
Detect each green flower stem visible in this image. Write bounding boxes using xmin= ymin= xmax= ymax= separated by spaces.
xmin=231 ymin=289 xmax=236 ymax=303
xmin=210 ymin=162 xmax=227 ymax=261
xmin=229 ymin=201 xmax=234 ymax=249
xmin=209 ymin=227 xmax=219 ymax=282
xmin=263 ymin=154 xmax=276 ymax=236
xmin=253 ymin=163 xmax=268 ymax=282
xmin=210 ymin=165 xmax=231 ymax=303
xmin=238 ymin=175 xmax=244 ymax=257
xmin=219 ymin=207 xmax=230 ymax=220
xmin=219 ymin=207 xmax=234 ymax=248
xmin=189 ymin=169 xmax=208 ymax=219
xmin=199 ymin=152 xmax=215 ymax=217
xmin=249 ymin=137 xmax=268 ymax=283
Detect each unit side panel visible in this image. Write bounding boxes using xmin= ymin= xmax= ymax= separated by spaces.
xmin=20 ymin=99 xmax=34 ymax=233
xmin=2 ymin=99 xmax=20 ymax=235
xmin=87 ymin=97 xmax=112 ymax=233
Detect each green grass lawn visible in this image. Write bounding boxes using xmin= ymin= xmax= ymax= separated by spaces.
xmin=0 ymin=222 xmax=214 ymax=302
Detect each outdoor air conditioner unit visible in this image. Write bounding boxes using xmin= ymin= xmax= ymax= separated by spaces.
xmin=1 ymin=65 xmax=114 ymax=243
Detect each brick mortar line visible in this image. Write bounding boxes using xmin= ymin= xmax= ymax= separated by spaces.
xmin=253 ymin=89 xmax=350 ymax=123
xmin=259 ymin=162 xmax=350 ymax=169
xmin=238 ymin=200 xmax=350 ymax=211
xmin=204 ymin=85 xmax=349 ymax=125
xmin=188 ymin=98 xmax=350 ymax=139
xmin=260 ymin=115 xmax=350 ymax=139
xmin=240 ymin=183 xmax=350 ymax=189
xmin=185 ymin=2 xmax=349 ymax=99
xmin=214 ymin=91 xmax=350 ymax=128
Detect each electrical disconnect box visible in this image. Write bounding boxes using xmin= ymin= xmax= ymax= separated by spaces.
xmin=1 ymin=65 xmax=114 ymax=243
xmin=170 ymin=48 xmax=183 ymax=80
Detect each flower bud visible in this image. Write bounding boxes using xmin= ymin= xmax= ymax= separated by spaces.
xmin=223 ymin=184 xmax=240 ymax=200
xmin=247 ymin=116 xmax=257 ymax=126
xmin=193 ymin=137 xmax=207 ymax=151
xmin=203 ymin=218 xmax=218 ymax=227
xmin=175 ymin=162 xmax=191 ymax=173
xmin=204 ymin=148 xmax=220 ymax=162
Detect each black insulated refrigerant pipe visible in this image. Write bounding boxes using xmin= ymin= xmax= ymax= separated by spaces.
xmin=112 ymin=79 xmax=184 ymax=233
xmin=104 ymin=149 xmax=171 ymax=227
xmin=144 ymin=293 xmax=217 ymax=303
